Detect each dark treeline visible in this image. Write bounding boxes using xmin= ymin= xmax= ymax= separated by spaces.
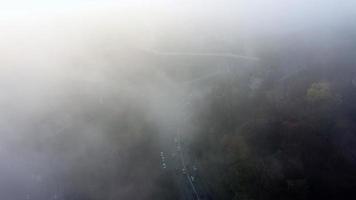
xmin=188 ymin=33 xmax=356 ymax=200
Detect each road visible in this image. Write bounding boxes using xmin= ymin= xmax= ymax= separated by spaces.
xmin=137 ymin=48 xmax=260 ymax=61
xmin=160 ymin=127 xmax=213 ymax=200
xmin=150 ymin=47 xmax=260 ymax=200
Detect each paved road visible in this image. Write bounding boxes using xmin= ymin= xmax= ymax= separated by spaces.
xmin=152 ymin=47 xmax=262 ymax=200
xmin=138 ymin=48 xmax=260 ymax=61
xmin=160 ymin=129 xmax=213 ymax=200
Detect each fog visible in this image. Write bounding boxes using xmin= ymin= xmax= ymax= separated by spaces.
xmin=0 ymin=1 xmax=356 ymax=199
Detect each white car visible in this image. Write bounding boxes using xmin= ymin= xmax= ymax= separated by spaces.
xmin=182 ymin=168 xmax=187 ymax=175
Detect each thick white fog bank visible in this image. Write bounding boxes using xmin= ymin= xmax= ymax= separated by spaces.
xmin=0 ymin=0 xmax=354 ymax=167
xmin=0 ymin=0 xmax=355 ymax=199
xmin=0 ymin=6 xmax=198 ymax=198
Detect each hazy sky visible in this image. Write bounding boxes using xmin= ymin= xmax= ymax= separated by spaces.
xmin=2 ymin=0 xmax=354 ymax=29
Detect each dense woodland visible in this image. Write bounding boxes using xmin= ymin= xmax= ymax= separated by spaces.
xmin=188 ymin=40 xmax=356 ymax=199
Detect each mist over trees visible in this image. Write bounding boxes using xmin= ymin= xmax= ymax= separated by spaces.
xmin=0 ymin=1 xmax=356 ymax=200
xmin=190 ymin=52 xmax=356 ymax=200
